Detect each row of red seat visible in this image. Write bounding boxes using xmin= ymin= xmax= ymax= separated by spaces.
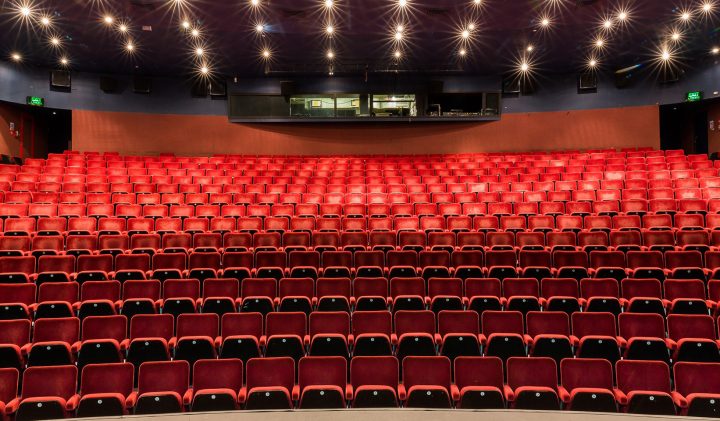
xmin=2 ymin=311 xmax=719 ymax=371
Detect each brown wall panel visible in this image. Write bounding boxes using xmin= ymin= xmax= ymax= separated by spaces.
xmin=72 ymin=105 xmax=660 ymax=155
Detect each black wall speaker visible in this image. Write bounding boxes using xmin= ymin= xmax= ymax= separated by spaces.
xmin=50 ymin=70 xmax=71 ymax=89
xmin=428 ymin=80 xmax=444 ymax=94
xmin=209 ymin=81 xmax=227 ymax=97
xmin=133 ymin=76 xmax=152 ymax=94
xmin=191 ymin=80 xmax=208 ymax=97
xmin=100 ymin=76 xmax=119 ymax=93
xmin=502 ymin=77 xmax=520 ymax=94
xmin=280 ymin=81 xmax=296 ymax=97
xmin=578 ymin=72 xmax=598 ymax=92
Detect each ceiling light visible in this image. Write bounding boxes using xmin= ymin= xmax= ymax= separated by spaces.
xmin=394 ymin=50 xmax=402 ymax=58
xmin=195 ymin=47 xmax=204 ymax=56
xmin=325 ymin=25 xmax=334 ymax=34
xmin=680 ymin=11 xmax=692 ymax=21
xmin=11 ymin=53 xmax=21 ymax=62
xmin=60 ymin=57 xmax=69 ymax=66
xmin=617 ymin=11 xmax=628 ymax=21
xmin=468 ymin=23 xmax=475 ymax=31
xmin=671 ymin=32 xmax=681 ymax=41
xmin=473 ymin=0 xmax=481 ymax=4
xmin=394 ymin=31 xmax=403 ymax=40
xmin=398 ymin=0 xmax=407 ymax=7
xmin=396 ymin=25 xmax=404 ymax=33
xmin=540 ymin=17 xmax=550 ymax=27
xmin=181 ymin=20 xmax=190 ymax=29
xmin=103 ymin=15 xmax=114 ymax=25
xmin=713 ymin=47 xmax=720 ymax=54
xmin=50 ymin=37 xmax=60 ymax=46
xmin=520 ymin=61 xmax=530 ymax=72
xmin=661 ymin=49 xmax=671 ymax=61
xmin=327 ymin=50 xmax=334 ymax=59
xmin=461 ymin=29 xmax=470 ymax=39
xmin=19 ymin=6 xmax=31 ymax=17
xmin=594 ymin=37 xmax=605 ymax=48
xmin=262 ymin=49 xmax=270 ymax=58
xmin=126 ymin=42 xmax=135 ymax=52
xmin=324 ymin=0 xmax=334 ymax=8
xmin=703 ymin=2 xmax=713 ymax=12
xmin=603 ymin=19 xmax=612 ymax=29
xmin=250 ymin=0 xmax=260 ymax=6
xmin=200 ymin=65 xmax=209 ymax=74
xmin=119 ymin=24 xmax=128 ymax=32
xmin=459 ymin=48 xmax=467 ymax=56
xmin=255 ymin=23 xmax=264 ymax=32
xmin=526 ymin=45 xmax=534 ymax=52
xmin=589 ymin=58 xmax=597 ymax=67
xmin=191 ymin=28 xmax=200 ymax=37
xmin=40 ymin=16 xmax=51 ymax=26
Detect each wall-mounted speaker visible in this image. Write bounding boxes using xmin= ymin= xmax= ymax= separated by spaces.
xmin=209 ymin=81 xmax=227 ymax=98
xmin=191 ymin=80 xmax=208 ymax=97
xmin=614 ymin=64 xmax=642 ymax=89
xmin=578 ymin=72 xmax=598 ymax=92
xmin=133 ymin=76 xmax=152 ymax=94
xmin=100 ymin=76 xmax=119 ymax=93
xmin=50 ymin=70 xmax=71 ymax=89
xmin=502 ymin=77 xmax=520 ymax=95
xmin=428 ymin=80 xmax=444 ymax=94
xmin=280 ymin=81 xmax=296 ymax=97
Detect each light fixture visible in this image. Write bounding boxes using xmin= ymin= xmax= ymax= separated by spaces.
xmin=671 ymin=31 xmax=681 ymax=41
xmin=181 ymin=20 xmax=191 ymax=29
xmin=195 ymin=47 xmax=204 ymax=56
xmin=661 ymin=49 xmax=671 ymax=61
xmin=327 ymin=50 xmax=334 ymax=59
xmin=594 ymin=37 xmax=605 ymax=48
xmin=603 ymin=19 xmax=613 ymax=29
xmin=262 ymin=49 xmax=270 ymax=58
xmin=50 ymin=37 xmax=60 ymax=46
xmin=191 ymin=28 xmax=200 ymax=37
xmin=617 ymin=11 xmax=628 ymax=21
xmin=702 ymin=2 xmax=713 ymax=13
xmin=712 ymin=46 xmax=720 ymax=54
xmin=200 ymin=65 xmax=209 ymax=75
xmin=40 ymin=16 xmax=51 ymax=26
xmin=119 ymin=24 xmax=128 ymax=32
xmin=396 ymin=24 xmax=404 ymax=33
xmin=526 ymin=45 xmax=534 ymax=52
xmin=394 ymin=50 xmax=402 ymax=58
xmin=461 ymin=29 xmax=470 ymax=39
xmin=255 ymin=23 xmax=264 ymax=33
xmin=540 ymin=17 xmax=550 ymax=27
xmin=520 ymin=61 xmax=530 ymax=72
xmin=589 ymin=58 xmax=598 ymax=67
xmin=395 ymin=31 xmax=403 ymax=40
xmin=103 ymin=15 xmax=114 ymax=25
xmin=250 ymin=0 xmax=260 ymax=6
xmin=459 ymin=48 xmax=467 ymax=56
xmin=473 ymin=0 xmax=481 ymax=4
xmin=60 ymin=57 xmax=69 ymax=66
xmin=19 ymin=5 xmax=31 ymax=17
xmin=468 ymin=23 xmax=476 ymax=31
xmin=398 ymin=0 xmax=407 ymax=7
xmin=680 ymin=10 xmax=692 ymax=21
xmin=324 ymin=0 xmax=334 ymax=8
xmin=126 ymin=42 xmax=135 ymax=52
xmin=11 ymin=53 xmax=21 ymax=62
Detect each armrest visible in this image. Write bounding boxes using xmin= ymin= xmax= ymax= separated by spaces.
xmin=168 ymin=337 xmax=178 ymax=349
xmin=617 ymin=337 xmax=627 ymax=349
xmin=523 ymin=334 xmax=534 ymax=345
xmin=451 ymin=385 xmax=460 ymax=402
xmin=71 ymin=341 xmax=82 ymax=354
xmin=292 ymin=385 xmax=300 ymax=401
xmin=125 ymin=392 xmax=137 ymax=409
xmin=671 ymin=391 xmax=688 ymax=409
xmin=183 ymin=389 xmax=193 ymax=406
xmin=345 ymin=385 xmax=353 ymax=401
xmin=666 ymin=338 xmax=678 ymax=350
xmin=398 ymin=384 xmax=407 ymax=401
xmin=613 ymin=389 xmax=628 ymax=405
xmin=503 ymin=385 xmax=515 ymax=402
xmin=66 ymin=394 xmax=80 ymax=411
xmin=558 ymin=386 xmax=571 ymax=404
xmin=5 ymin=398 xmax=19 ymax=415
xmin=238 ymin=388 xmax=247 ymax=404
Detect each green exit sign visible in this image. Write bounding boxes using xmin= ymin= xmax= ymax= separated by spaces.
xmin=26 ymin=96 xmax=44 ymax=107
xmin=687 ymin=91 xmax=703 ymax=102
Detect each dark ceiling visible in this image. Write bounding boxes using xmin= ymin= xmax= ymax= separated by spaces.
xmin=1 ymin=0 xmax=719 ymax=79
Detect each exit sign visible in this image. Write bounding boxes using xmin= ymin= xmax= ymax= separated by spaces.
xmin=687 ymin=91 xmax=703 ymax=102
xmin=26 ymin=96 xmax=44 ymax=107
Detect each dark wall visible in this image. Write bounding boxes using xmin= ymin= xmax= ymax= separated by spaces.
xmin=1 ymin=59 xmax=720 ymax=116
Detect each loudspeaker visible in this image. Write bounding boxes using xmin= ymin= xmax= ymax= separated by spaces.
xmin=280 ymin=81 xmax=296 ymax=97
xmin=614 ymin=65 xmax=641 ymax=89
xmin=578 ymin=72 xmax=597 ymax=92
xmin=100 ymin=76 xmax=119 ymax=93
xmin=428 ymin=80 xmax=444 ymax=94
xmin=50 ymin=70 xmax=71 ymax=88
xmin=209 ymin=81 xmax=227 ymax=97
xmin=133 ymin=76 xmax=152 ymax=94
xmin=502 ymin=77 xmax=520 ymax=94
xmin=191 ymin=80 xmax=208 ymax=97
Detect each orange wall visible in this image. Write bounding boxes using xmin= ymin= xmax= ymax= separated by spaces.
xmin=0 ymin=102 xmax=24 ymax=157
xmin=72 ymin=105 xmax=660 ymax=155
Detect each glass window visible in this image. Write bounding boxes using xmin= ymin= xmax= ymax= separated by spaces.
xmin=371 ymin=94 xmax=416 ymax=117
xmin=289 ymin=95 xmax=335 ymax=118
xmin=335 ymin=95 xmax=362 ymax=118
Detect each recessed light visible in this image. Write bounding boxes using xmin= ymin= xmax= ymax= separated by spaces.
xmin=594 ymin=38 xmax=605 ymax=48
xmin=703 ymin=2 xmax=713 ymax=12
xmin=526 ymin=45 xmax=534 ymax=52
xmin=251 ymin=0 xmax=260 ymax=6
xmin=200 ymin=66 xmax=209 ymax=74
xmin=520 ymin=62 xmax=530 ymax=72
xmin=191 ymin=28 xmax=200 ymax=37
xmin=713 ymin=47 xmax=720 ymax=54
xmin=324 ymin=0 xmax=334 ymax=8
xmin=181 ymin=20 xmax=191 ymax=29
xmin=103 ymin=15 xmax=114 ymax=25
xmin=589 ymin=58 xmax=597 ymax=67
xmin=468 ymin=23 xmax=476 ymax=31
xmin=11 ymin=53 xmax=21 ymax=62
xmin=661 ymin=49 xmax=671 ymax=61
xmin=60 ymin=57 xmax=69 ymax=65
xmin=262 ymin=49 xmax=270 ymax=58
xmin=461 ymin=29 xmax=470 ymax=39
xmin=327 ymin=50 xmax=334 ymax=59
xmin=540 ymin=17 xmax=550 ymax=27
xmin=603 ymin=19 xmax=613 ymax=29
xmin=255 ymin=23 xmax=265 ymax=32
xmin=395 ymin=31 xmax=403 ymax=40
xmin=119 ymin=24 xmax=128 ymax=32
xmin=325 ymin=25 xmax=334 ymax=34
xmin=195 ymin=47 xmax=204 ymax=56
xmin=671 ymin=31 xmax=681 ymax=41
xmin=394 ymin=50 xmax=402 ymax=58
xmin=40 ymin=16 xmax=51 ymax=26
xmin=398 ymin=0 xmax=407 ymax=7
xmin=126 ymin=42 xmax=135 ymax=51
xmin=459 ymin=48 xmax=467 ymax=56
xmin=50 ymin=37 xmax=60 ymax=46
xmin=617 ymin=11 xmax=628 ymax=21
xmin=19 ymin=6 xmax=31 ymax=17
